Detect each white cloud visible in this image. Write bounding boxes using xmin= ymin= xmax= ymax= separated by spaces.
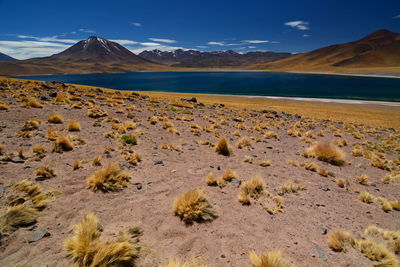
xmin=79 ymin=28 xmax=96 ymax=33
xmin=139 ymin=42 xmax=160 ymax=46
xmin=243 ymin=40 xmax=270 ymax=44
xmin=302 ymin=34 xmax=311 ymax=38
xmin=207 ymin=41 xmax=225 ymax=46
xmin=284 ymin=20 xmax=310 ymax=30
xmin=148 ymin=38 xmax=177 ymax=43
xmin=196 ymin=45 xmax=208 ymax=49
xmin=248 ymin=46 xmax=256 ymax=49
xmin=16 ymin=35 xmax=79 ymax=43
xmin=393 ymin=14 xmax=400 ymax=19
xmin=110 ymin=39 xmax=139 ymax=45
xmin=131 ymin=22 xmax=142 ymax=27
xmin=0 ymin=40 xmax=70 ymax=59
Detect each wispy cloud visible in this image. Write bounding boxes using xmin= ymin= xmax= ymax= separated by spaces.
xmin=393 ymin=14 xmax=400 ymax=19
xmin=302 ymin=34 xmax=311 ymax=38
xmin=110 ymin=39 xmax=138 ymax=45
xmin=0 ymin=40 xmax=70 ymax=59
xmin=79 ymin=28 xmax=96 ymax=33
xmin=139 ymin=42 xmax=160 ymax=46
xmin=284 ymin=20 xmax=310 ymax=30
xmin=196 ymin=45 xmax=208 ymax=49
xmin=16 ymin=35 xmax=79 ymax=43
xmin=243 ymin=40 xmax=270 ymax=44
xmin=248 ymin=46 xmax=256 ymax=49
xmin=148 ymin=38 xmax=177 ymax=43
xmin=207 ymin=41 xmax=225 ymax=46
xmin=131 ymin=22 xmax=142 ymax=27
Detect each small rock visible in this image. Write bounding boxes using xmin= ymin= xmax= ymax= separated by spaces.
xmin=154 ymin=160 xmax=163 ymax=165
xmin=136 ymin=183 xmax=143 ymax=190
xmin=230 ymin=179 xmax=242 ymax=188
xmin=28 ymin=229 xmax=50 ymax=243
xmin=266 ymin=146 xmax=273 ymax=149
xmin=217 ymin=166 xmax=221 ymax=170
xmin=40 ymin=95 xmax=48 ymax=101
xmin=10 ymin=158 xmax=25 ymax=164
xmin=321 ymin=228 xmax=328 ymax=235
xmin=320 ymin=185 xmax=330 ymax=191
xmin=315 ymin=244 xmax=328 ymax=261
xmin=49 ymin=92 xmax=57 ymax=98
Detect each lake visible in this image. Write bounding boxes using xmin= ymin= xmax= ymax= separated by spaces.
xmin=19 ymin=71 xmax=400 ymax=102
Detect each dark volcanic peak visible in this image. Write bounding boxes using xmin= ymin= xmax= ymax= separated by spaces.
xmin=0 ymin=52 xmax=16 ymax=61
xmin=51 ymin=36 xmax=152 ymax=64
xmin=139 ymin=49 xmax=292 ymax=67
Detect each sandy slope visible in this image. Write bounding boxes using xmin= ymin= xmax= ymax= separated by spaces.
xmin=0 ymin=78 xmax=399 ymax=267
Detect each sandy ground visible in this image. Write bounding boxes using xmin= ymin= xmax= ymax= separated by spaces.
xmin=0 ymin=77 xmax=399 ymax=267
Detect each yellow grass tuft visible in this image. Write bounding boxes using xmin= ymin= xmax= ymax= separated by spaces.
xmin=249 ymin=250 xmax=293 ymax=267
xmin=358 ymin=239 xmax=398 ymax=266
xmin=237 ymin=136 xmax=252 ymax=149
xmin=53 ymin=135 xmax=74 ymax=152
xmin=25 ymin=97 xmax=43 ymax=108
xmin=264 ymin=131 xmax=278 ymax=139
xmin=72 ymin=160 xmax=81 ymax=170
xmin=364 ymin=225 xmax=400 ymax=254
xmin=258 ymin=160 xmax=272 ymax=167
xmin=48 ymin=113 xmax=64 ymax=124
xmin=0 ymin=205 xmax=37 ymax=234
xmin=280 ymin=182 xmax=306 ymax=194
xmin=0 ymin=102 xmax=10 ymax=110
xmin=377 ymin=197 xmax=393 ymax=212
xmin=67 ymin=121 xmax=81 ymax=131
xmin=302 ymin=162 xmax=319 ymax=172
xmin=327 ymin=229 xmax=356 ymax=252
xmin=359 ymin=191 xmax=375 ymax=203
xmin=64 ymin=213 xmax=139 ymax=267
xmin=88 ymin=105 xmax=108 ymax=118
xmin=87 ymin=162 xmax=131 ymax=192
xmin=356 ymin=174 xmax=371 ymax=186
xmin=93 ymin=155 xmax=102 ymax=166
xmin=215 ymin=137 xmax=232 ymax=156
xmin=206 ymin=173 xmax=218 ymax=186
xmin=239 ymin=177 xmax=265 ymax=204
xmin=335 ymin=178 xmax=349 ymax=189
xmin=307 ymin=142 xmax=345 ymax=166
xmin=222 ymin=169 xmax=237 ymax=182
xmin=47 ymin=128 xmax=57 ymax=140
xmin=173 ymin=189 xmax=217 ymax=224
xmin=35 ymin=165 xmax=56 ymax=180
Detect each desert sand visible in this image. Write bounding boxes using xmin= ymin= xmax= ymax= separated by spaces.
xmin=0 ymin=77 xmax=399 ymax=267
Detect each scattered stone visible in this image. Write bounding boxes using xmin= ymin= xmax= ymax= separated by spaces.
xmin=49 ymin=92 xmax=57 ymax=98
xmin=230 ymin=178 xmax=242 ymax=188
xmin=314 ymin=244 xmax=328 ymax=261
xmin=10 ymin=158 xmax=25 ymax=164
xmin=27 ymin=229 xmax=50 ymax=243
xmin=320 ymin=185 xmax=330 ymax=191
xmin=40 ymin=95 xmax=48 ymax=101
xmin=41 ymin=83 xmax=57 ymax=90
xmin=0 ymin=186 xmax=10 ymax=198
xmin=154 ymin=160 xmax=163 ymax=165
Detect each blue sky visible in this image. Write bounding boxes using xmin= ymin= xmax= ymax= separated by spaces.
xmin=0 ymin=0 xmax=399 ymax=59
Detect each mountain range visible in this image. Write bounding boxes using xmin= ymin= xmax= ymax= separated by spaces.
xmin=0 ymin=52 xmax=15 ymax=61
xmin=0 ymin=29 xmax=399 ymax=76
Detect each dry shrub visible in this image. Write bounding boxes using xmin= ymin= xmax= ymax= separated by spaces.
xmin=327 ymin=229 xmax=356 ymax=252
xmin=206 ymin=173 xmax=218 ymax=186
xmin=381 ymin=173 xmax=400 ymax=184
xmin=68 ymin=121 xmax=81 ymax=131
xmin=173 ymin=189 xmax=217 ymax=224
xmin=93 ymin=155 xmax=102 ymax=166
xmin=215 ymin=137 xmax=232 ymax=156
xmin=32 ymin=144 xmax=46 ymax=156
xmin=0 ymin=143 xmax=5 ymax=155
xmin=0 ymin=205 xmax=37 ymax=234
xmin=0 ymin=102 xmax=10 ymax=110
xmin=249 ymin=250 xmax=293 ymax=267
xmin=358 ymin=239 xmax=398 ymax=266
xmin=72 ymin=160 xmax=81 ymax=170
xmin=47 ymin=128 xmax=57 ymax=140
xmin=87 ymin=162 xmax=131 ymax=192
xmin=280 ymin=182 xmax=306 ymax=194
xmin=48 ymin=113 xmax=64 ymax=124
xmin=64 ymin=213 xmax=139 ymax=267
xmin=237 ymin=137 xmax=252 ymax=149
xmin=356 ymin=174 xmax=371 ymax=186
xmin=53 ymin=135 xmax=74 ymax=152
xmin=364 ymin=225 xmax=400 ymax=255
xmin=149 ymin=116 xmax=158 ymax=125
xmin=35 ymin=165 xmax=56 ymax=180
xmin=335 ymin=178 xmax=349 ymax=189
xmin=370 ymin=158 xmax=390 ymax=171
xmin=25 ymin=97 xmax=43 ymax=108
xmin=377 ymin=197 xmax=393 ymax=212
xmin=264 ymin=131 xmax=278 ymax=139
xmin=308 ymin=142 xmax=345 ymax=166
xmin=239 ymin=177 xmax=265 ymax=205
xmin=359 ymin=191 xmax=375 ymax=203
xmin=302 ymin=162 xmax=319 ymax=172
xmin=222 ymin=169 xmax=237 ymax=182
xmin=88 ymin=106 xmax=108 ymax=118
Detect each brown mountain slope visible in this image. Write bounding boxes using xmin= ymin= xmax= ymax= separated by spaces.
xmin=0 ymin=37 xmax=166 ymax=76
xmin=256 ymin=29 xmax=400 ymax=73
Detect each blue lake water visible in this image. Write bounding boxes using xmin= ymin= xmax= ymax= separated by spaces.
xmin=19 ymin=71 xmax=400 ymax=102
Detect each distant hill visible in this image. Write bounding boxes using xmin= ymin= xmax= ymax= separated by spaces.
xmin=257 ymin=29 xmax=400 ymax=73
xmin=139 ymin=49 xmax=292 ymax=67
xmin=0 ymin=36 xmax=165 ymax=76
xmin=0 ymin=52 xmax=16 ymax=61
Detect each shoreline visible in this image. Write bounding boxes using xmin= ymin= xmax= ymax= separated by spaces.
xmin=11 ymin=68 xmax=400 ymax=79
xmin=2 ymin=76 xmax=399 ymax=128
